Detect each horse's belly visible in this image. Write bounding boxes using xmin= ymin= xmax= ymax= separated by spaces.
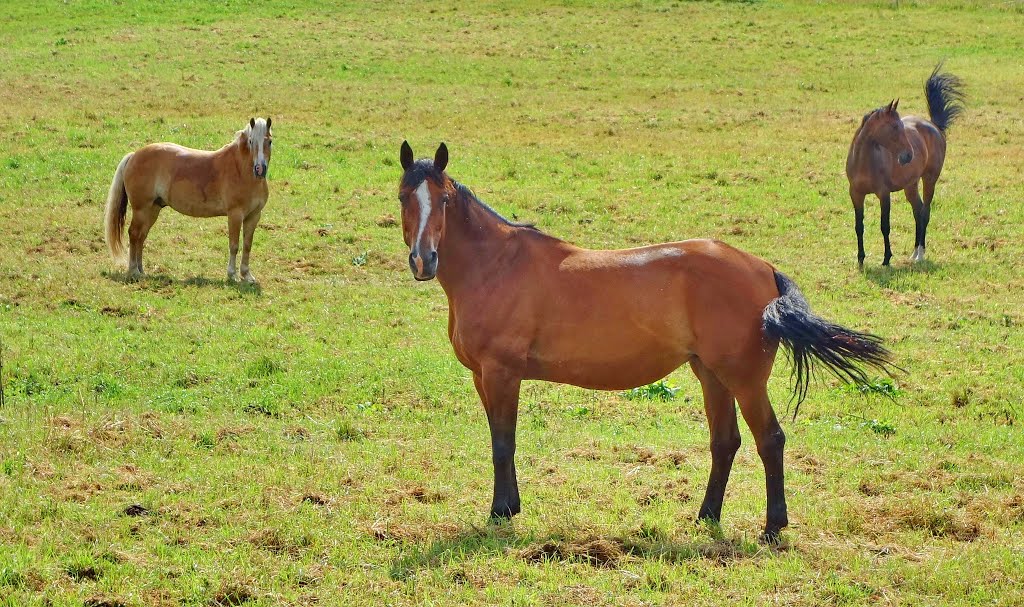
xmin=525 ymin=322 xmax=691 ymax=390
xmin=527 ymin=347 xmax=688 ymax=391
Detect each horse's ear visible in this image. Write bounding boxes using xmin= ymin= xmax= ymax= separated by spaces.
xmin=892 ymin=98 xmax=899 ymax=112
xmin=250 ymin=117 xmax=255 ymax=129
xmin=400 ymin=140 xmax=414 ymax=170
xmin=266 ymin=117 xmax=272 ymax=130
xmin=434 ymin=142 xmax=448 ymax=173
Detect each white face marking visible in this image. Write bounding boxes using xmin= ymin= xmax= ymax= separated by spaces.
xmin=247 ymin=119 xmax=269 ymax=170
xmin=414 ymin=180 xmax=432 ymax=251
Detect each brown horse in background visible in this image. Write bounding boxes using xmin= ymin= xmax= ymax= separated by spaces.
xmin=398 ymin=141 xmax=897 ymax=542
xmin=846 ymin=64 xmax=965 ymax=267
xmin=104 ymin=118 xmax=273 ymax=282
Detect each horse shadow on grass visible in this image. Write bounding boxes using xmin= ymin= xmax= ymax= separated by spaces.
xmin=385 ymin=520 xmax=780 ymax=580
xmin=862 ymin=259 xmax=943 ymax=289
xmin=102 ymin=271 xmax=262 ymax=296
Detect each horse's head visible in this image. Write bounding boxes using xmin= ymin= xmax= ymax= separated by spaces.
xmin=241 ymin=117 xmax=273 ymax=178
xmin=397 ymin=141 xmax=453 ymax=281
xmin=863 ymin=100 xmax=913 ymax=166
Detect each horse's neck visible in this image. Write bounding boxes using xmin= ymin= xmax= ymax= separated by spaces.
xmin=220 ymin=137 xmax=252 ymax=175
xmin=850 ymin=126 xmax=881 ymax=166
xmin=436 ymin=191 xmax=518 ymax=294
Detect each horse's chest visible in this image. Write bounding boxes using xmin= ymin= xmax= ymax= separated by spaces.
xmin=247 ymin=193 xmax=268 ymax=214
xmin=448 ymin=311 xmax=483 ymax=372
xmin=447 ymin=304 xmax=514 ymax=373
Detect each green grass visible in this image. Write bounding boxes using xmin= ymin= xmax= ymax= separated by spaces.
xmin=1 ymin=1 xmax=1023 ymax=605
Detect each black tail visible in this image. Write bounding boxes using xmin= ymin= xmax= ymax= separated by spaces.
xmin=924 ymin=61 xmax=965 ymax=133
xmin=762 ymin=271 xmax=898 ymax=415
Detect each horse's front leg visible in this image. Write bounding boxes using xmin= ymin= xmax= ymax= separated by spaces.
xmin=474 ymin=368 xmax=522 ymax=519
xmin=850 ymin=188 xmax=866 ymax=269
xmin=226 ymin=209 xmax=244 ymax=281
xmin=878 ymin=191 xmax=893 ymax=266
xmin=240 ymin=209 xmax=263 ymax=284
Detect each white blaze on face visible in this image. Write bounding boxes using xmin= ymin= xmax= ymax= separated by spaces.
xmin=414 ymin=180 xmax=432 ymax=251
xmin=248 ymin=119 xmax=268 ymax=170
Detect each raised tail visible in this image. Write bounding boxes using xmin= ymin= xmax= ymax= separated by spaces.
xmin=924 ymin=61 xmax=966 ymax=133
xmin=762 ymin=271 xmax=898 ymax=414
xmin=104 ymin=153 xmax=132 ymax=263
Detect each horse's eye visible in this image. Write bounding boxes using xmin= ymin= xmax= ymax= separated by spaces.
xmin=267 ymin=140 xmax=272 ymax=147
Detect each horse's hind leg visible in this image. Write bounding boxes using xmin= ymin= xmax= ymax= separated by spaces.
xmin=734 ymin=386 xmax=787 ymax=542
xmin=126 ymin=204 xmax=161 ymax=279
xmin=690 ymin=358 xmax=740 ymax=525
xmin=920 ymin=176 xmax=937 ymax=257
xmin=905 ymin=181 xmax=927 ymax=262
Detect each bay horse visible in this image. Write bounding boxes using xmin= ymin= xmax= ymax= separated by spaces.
xmin=846 ymin=64 xmax=965 ymax=267
xmin=397 ymin=141 xmax=897 ymax=542
xmin=104 ymin=118 xmax=273 ymax=282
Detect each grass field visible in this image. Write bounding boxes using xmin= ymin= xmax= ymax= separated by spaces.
xmin=2 ymin=1 xmax=1024 ymax=605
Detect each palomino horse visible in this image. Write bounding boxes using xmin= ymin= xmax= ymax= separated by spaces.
xmin=846 ymin=64 xmax=965 ymax=267
xmin=104 ymin=118 xmax=273 ymax=282
xmin=398 ymin=142 xmax=897 ymax=541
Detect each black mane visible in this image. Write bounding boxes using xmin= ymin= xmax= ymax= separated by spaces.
xmin=453 ymin=181 xmax=537 ymax=230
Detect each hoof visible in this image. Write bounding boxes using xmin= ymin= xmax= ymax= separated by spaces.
xmin=695 ymin=507 xmax=721 ymax=524
xmin=489 ymin=503 xmax=520 ymax=520
xmin=910 ymin=246 xmax=926 ymax=263
xmin=241 ymin=273 xmax=258 ymax=285
xmin=759 ymin=528 xmax=783 ymax=545
xmin=126 ymin=270 xmax=143 ymax=282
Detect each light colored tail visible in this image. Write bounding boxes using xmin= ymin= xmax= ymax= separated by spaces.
xmin=104 ymin=153 xmax=132 ymax=263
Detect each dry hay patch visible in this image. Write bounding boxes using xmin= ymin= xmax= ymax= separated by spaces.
xmin=518 ymin=536 xmax=627 ymax=568
xmin=209 ymin=582 xmax=258 ymax=606
xmin=614 ymin=444 xmax=690 ymax=468
xmin=1005 ymin=494 xmax=1024 ymax=523
xmin=244 ymin=527 xmax=312 ymax=557
xmin=633 ymin=478 xmax=691 ymax=506
xmin=300 ymin=492 xmax=332 ymax=508
xmin=368 ymin=518 xmax=462 ymax=544
xmin=83 ymin=597 xmax=131 ymax=607
xmin=384 ymin=484 xmax=446 ymax=506
xmin=215 ymin=425 xmax=255 ymax=442
xmin=113 ymin=464 xmax=154 ymax=491
xmin=871 ymin=500 xmax=983 ymax=542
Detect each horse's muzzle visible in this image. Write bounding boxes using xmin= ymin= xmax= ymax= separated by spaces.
xmin=409 ymin=250 xmax=438 ymax=281
xmin=897 ymin=151 xmax=913 ymax=166
xmin=253 ymin=163 xmax=268 ymax=178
